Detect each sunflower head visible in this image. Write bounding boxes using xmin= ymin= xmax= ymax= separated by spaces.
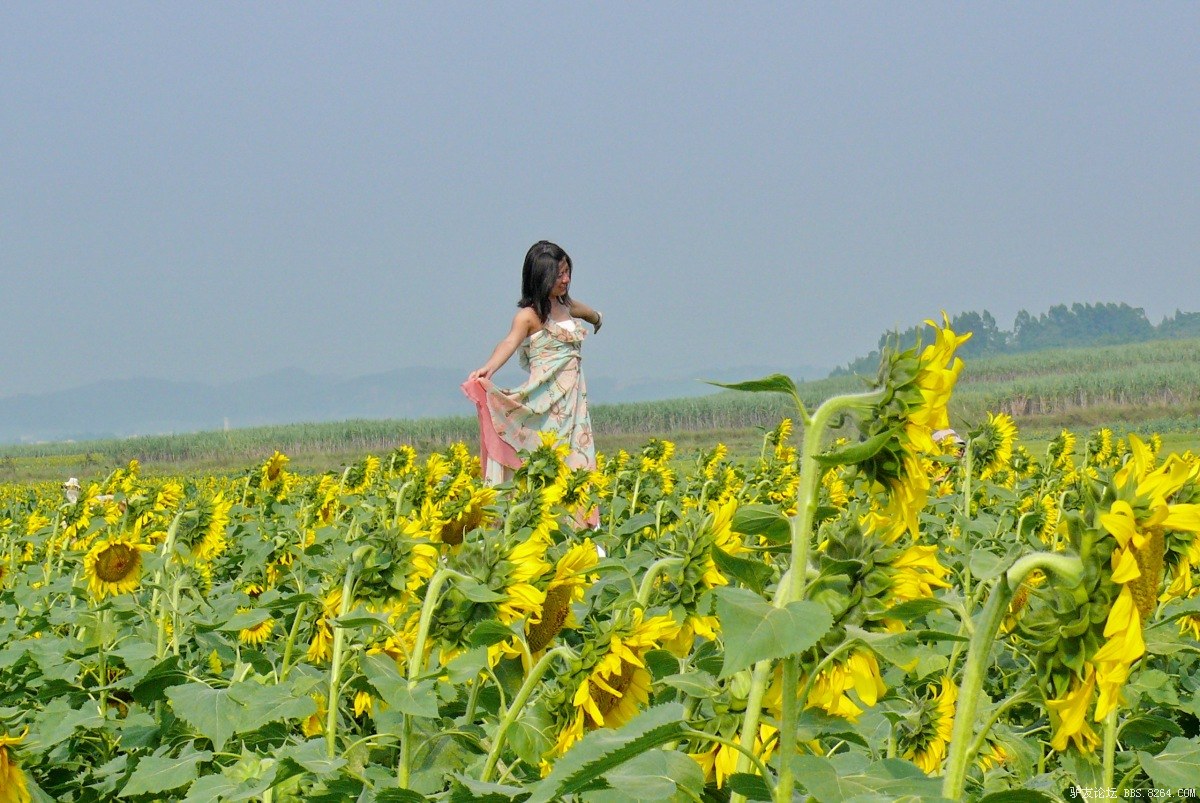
xmin=83 ymin=532 xmax=153 ymax=600
xmin=898 ymin=677 xmax=957 ymax=774
xmin=970 ymin=412 xmax=1017 ymax=479
xmin=342 ymin=455 xmax=382 ymax=496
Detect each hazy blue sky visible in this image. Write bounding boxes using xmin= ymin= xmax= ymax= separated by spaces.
xmin=3 ymin=4 xmax=1198 ymax=397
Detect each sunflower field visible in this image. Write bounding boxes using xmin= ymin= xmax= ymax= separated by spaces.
xmin=2 ymin=316 xmax=1200 ymax=803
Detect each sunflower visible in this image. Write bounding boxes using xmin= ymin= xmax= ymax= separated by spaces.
xmin=900 ymin=677 xmax=956 ymax=774
xmin=972 ymin=412 xmax=1017 ymax=479
xmin=259 ymin=451 xmax=290 ymax=500
xmin=1094 ymin=435 xmax=1200 ymax=719
xmin=698 ymin=498 xmax=745 ymax=588
xmin=431 ymin=528 xmax=554 ymax=663
xmin=802 ymin=649 xmax=886 ymax=721
xmin=387 ymin=444 xmax=419 ymax=478
xmin=435 ymin=483 xmax=497 ymax=546
xmin=302 ymin=695 xmax=325 ymax=737
xmin=768 ymin=418 xmax=796 ymax=463
xmin=178 ymin=492 xmax=233 ymax=562
xmin=342 ymin=455 xmax=381 ymax=496
xmin=0 ymin=728 xmax=30 ymax=803
xmin=551 ymin=610 xmax=681 ymax=757
xmin=690 ymin=722 xmax=777 ymax=789
xmin=1048 ymin=429 xmax=1076 ymax=471
xmin=526 ymin=540 xmax=599 ymax=653
xmin=976 ymin=739 xmax=1009 ymax=771
xmin=82 ymin=532 xmax=154 ymax=600
xmin=857 ymin=314 xmax=971 ymax=541
xmin=515 ymin=431 xmax=573 ymax=491
xmin=1086 ymin=428 xmax=1116 ymax=469
xmin=1046 ymin=667 xmax=1099 ymax=752
xmin=237 ymin=610 xmax=275 ymax=645
xmin=306 ymin=588 xmax=344 ymax=664
xmin=884 ymin=545 xmax=952 ymax=605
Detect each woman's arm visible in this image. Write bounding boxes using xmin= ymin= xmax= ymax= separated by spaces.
xmin=468 ymin=308 xmax=540 ymax=380
xmin=568 ymin=298 xmax=603 ymax=332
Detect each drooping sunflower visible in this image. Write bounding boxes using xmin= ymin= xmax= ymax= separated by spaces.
xmin=550 ymin=610 xmax=681 ymax=757
xmin=435 ymin=483 xmax=497 ymax=546
xmin=856 ymin=314 xmax=971 ymax=541
xmin=800 ymin=649 xmax=887 ymax=721
xmin=971 ymin=412 xmax=1017 ymax=480
xmin=177 ymin=491 xmax=233 ymax=562
xmin=237 ymin=610 xmax=276 ymax=646
xmin=386 ymin=444 xmax=419 ymax=479
xmin=82 ymin=532 xmax=154 ymax=600
xmin=899 ymin=677 xmax=957 ymax=774
xmin=342 ymin=455 xmax=382 ymax=496
xmin=430 ymin=528 xmax=553 ymax=663
xmin=259 ymin=451 xmax=290 ymax=501
xmin=1045 ymin=666 xmax=1099 ymax=752
xmin=1094 ymin=435 xmax=1200 ymax=719
xmin=883 ymin=544 xmax=952 ymax=605
xmin=526 ymin=539 xmax=600 ymax=653
xmin=306 ymin=588 xmax=345 ymax=665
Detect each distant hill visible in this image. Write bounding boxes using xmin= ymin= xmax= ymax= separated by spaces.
xmin=0 ymin=363 xmax=827 ymax=445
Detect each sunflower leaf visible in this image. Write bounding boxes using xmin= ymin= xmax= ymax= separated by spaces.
xmin=120 ymin=750 xmax=213 ymax=797
xmin=712 ymin=546 xmax=773 ymax=594
xmin=164 ymin=683 xmax=243 ymax=752
xmin=603 ymin=747 xmax=704 ymax=801
xmin=361 ymin=653 xmax=440 ymax=718
xmin=228 ymin=681 xmax=317 ymax=734
xmin=525 ymin=703 xmax=688 ymax=803
xmin=731 ymin=505 xmax=792 ymax=544
xmin=813 ymin=427 xmax=898 ymax=468
xmin=1139 ymin=736 xmax=1200 ymax=788
xmin=715 ymin=589 xmax=833 ymax=678
xmin=706 ymin=373 xmax=802 ymax=412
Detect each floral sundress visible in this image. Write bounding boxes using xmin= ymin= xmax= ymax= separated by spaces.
xmin=462 ymin=318 xmax=596 ymax=480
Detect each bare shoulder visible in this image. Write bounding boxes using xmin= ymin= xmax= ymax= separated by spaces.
xmin=513 ymin=306 xmax=541 ymax=336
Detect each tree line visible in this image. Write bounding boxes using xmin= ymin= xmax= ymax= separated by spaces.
xmin=834 ymin=303 xmax=1200 ymax=376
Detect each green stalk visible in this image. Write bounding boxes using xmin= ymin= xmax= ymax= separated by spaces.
xmin=153 ymin=512 xmax=187 ymax=660
xmin=960 ymin=442 xmax=975 ymax=599
xmin=774 ymin=658 xmax=799 ymax=803
xmin=637 ymin=557 xmax=684 ymax=607
xmin=732 ymin=390 xmax=882 ymax=803
xmin=942 ymin=553 xmax=1083 ymax=799
xmin=963 ymin=683 xmax=1032 ymax=770
xmin=325 ymin=562 xmax=358 ymax=758
xmin=399 ymin=566 xmax=469 ymax=787
xmin=480 ymin=646 xmax=573 ymax=782
xmin=1102 ymin=706 xmax=1118 ymax=791
xmin=278 ymin=601 xmax=308 ymax=683
xmin=97 ymin=608 xmax=110 ymax=720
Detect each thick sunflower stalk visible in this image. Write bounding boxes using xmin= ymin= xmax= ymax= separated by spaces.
xmin=720 ymin=314 xmax=971 ymax=803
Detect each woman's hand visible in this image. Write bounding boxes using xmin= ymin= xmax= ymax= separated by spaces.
xmin=467 ymin=366 xmax=494 ymax=382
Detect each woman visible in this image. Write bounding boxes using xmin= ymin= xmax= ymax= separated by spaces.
xmin=462 ymin=241 xmax=603 ymax=485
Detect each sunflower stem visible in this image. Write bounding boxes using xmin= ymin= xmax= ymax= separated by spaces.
xmin=943 ymin=552 xmax=1083 ymax=799
xmin=731 ymin=389 xmax=882 ymax=803
xmin=153 ymin=511 xmax=187 ymax=660
xmin=774 ymin=657 xmax=799 ymax=803
xmin=1102 ymin=706 xmax=1118 ymax=791
xmin=963 ymin=682 xmax=1032 ymax=774
xmin=97 ymin=608 xmax=110 ymax=721
xmin=637 ymin=557 xmax=684 ymax=607
xmin=325 ymin=561 xmax=358 ymax=759
xmin=400 ymin=566 xmax=470 ymax=787
xmin=279 ymin=601 xmax=307 ymax=683
xmin=960 ymin=441 xmax=975 ymax=599
xmin=480 ymin=646 xmax=572 ymax=783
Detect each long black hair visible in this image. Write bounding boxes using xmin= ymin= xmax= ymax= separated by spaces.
xmin=519 ymin=240 xmax=572 ymax=323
